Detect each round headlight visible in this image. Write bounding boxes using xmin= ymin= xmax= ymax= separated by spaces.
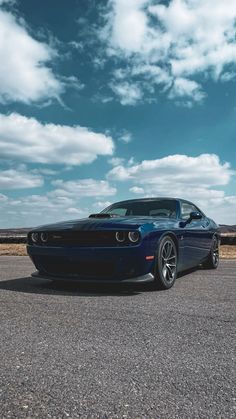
xmin=40 ymin=232 xmax=48 ymax=243
xmin=31 ymin=232 xmax=39 ymax=243
xmin=115 ymin=231 xmax=126 ymax=242
xmin=128 ymin=231 xmax=140 ymax=243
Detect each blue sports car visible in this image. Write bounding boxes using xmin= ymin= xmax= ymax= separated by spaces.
xmin=27 ymin=198 xmax=220 ymax=289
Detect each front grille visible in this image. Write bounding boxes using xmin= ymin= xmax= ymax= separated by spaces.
xmin=39 ymin=257 xmax=115 ymax=277
xmin=37 ymin=231 xmax=117 ymax=247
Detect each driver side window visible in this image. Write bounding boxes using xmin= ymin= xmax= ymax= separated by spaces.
xmin=181 ymin=202 xmax=199 ymax=220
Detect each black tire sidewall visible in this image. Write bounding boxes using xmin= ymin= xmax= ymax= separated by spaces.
xmin=210 ymin=236 xmax=219 ymax=268
xmin=154 ymin=235 xmax=178 ymax=289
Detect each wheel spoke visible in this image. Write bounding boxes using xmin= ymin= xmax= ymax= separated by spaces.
xmin=166 ymin=264 xmax=174 ymax=279
xmin=167 ymin=255 xmax=176 ymax=262
xmin=166 ymin=242 xmax=172 ymax=259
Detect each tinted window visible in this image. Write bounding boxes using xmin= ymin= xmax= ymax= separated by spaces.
xmin=181 ymin=202 xmax=199 ymax=220
xmin=107 ymin=207 xmax=127 ymax=216
xmin=102 ymin=200 xmax=177 ymax=218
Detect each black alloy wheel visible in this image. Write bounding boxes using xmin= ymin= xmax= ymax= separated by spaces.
xmin=154 ymin=235 xmax=178 ymax=290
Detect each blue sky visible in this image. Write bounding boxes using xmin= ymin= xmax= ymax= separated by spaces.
xmin=0 ymin=0 xmax=236 ymax=227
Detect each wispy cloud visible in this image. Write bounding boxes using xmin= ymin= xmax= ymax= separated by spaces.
xmin=118 ymin=130 xmax=133 ymax=143
xmin=108 ymin=157 xmax=125 ymax=166
xmin=93 ymin=201 xmax=112 ymax=209
xmin=0 ymin=166 xmax=43 ymax=189
xmin=0 ymin=177 xmax=117 ymax=227
xmin=129 ymin=186 xmax=144 ymax=194
xmin=0 ymin=192 xmax=86 ymax=227
xmin=50 ymin=179 xmax=116 ymax=198
xmin=109 ymin=81 xmax=143 ymax=105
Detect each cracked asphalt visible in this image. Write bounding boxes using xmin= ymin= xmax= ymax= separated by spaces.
xmin=0 ymin=256 xmax=235 ymax=418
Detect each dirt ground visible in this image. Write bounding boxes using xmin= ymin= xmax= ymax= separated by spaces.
xmin=0 ymin=243 xmax=235 ymax=259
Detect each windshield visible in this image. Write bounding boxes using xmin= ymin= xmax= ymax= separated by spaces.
xmin=101 ymin=199 xmax=177 ymax=218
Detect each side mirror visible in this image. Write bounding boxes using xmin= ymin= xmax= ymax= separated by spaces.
xmin=179 ymin=211 xmax=202 ymax=228
xmin=189 ymin=211 xmax=202 ymax=221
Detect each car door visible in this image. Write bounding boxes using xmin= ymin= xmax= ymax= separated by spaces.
xmin=180 ymin=202 xmax=210 ymax=268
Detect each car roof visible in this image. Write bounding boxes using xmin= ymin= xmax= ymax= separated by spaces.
xmin=106 ymin=198 xmax=204 ymax=213
xmin=103 ymin=198 xmax=205 ymax=217
xmin=109 ymin=197 xmax=194 ymax=205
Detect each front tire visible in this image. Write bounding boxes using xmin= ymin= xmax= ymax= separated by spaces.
xmin=203 ymin=236 xmax=220 ymax=269
xmin=154 ymin=236 xmax=178 ymax=290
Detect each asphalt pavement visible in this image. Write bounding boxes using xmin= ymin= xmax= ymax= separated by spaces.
xmin=0 ymin=256 xmax=235 ymax=418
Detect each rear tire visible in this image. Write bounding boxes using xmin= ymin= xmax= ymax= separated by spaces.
xmin=203 ymin=236 xmax=219 ymax=269
xmin=153 ymin=236 xmax=178 ymax=290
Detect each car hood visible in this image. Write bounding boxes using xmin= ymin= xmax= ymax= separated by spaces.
xmin=32 ymin=216 xmax=177 ymax=232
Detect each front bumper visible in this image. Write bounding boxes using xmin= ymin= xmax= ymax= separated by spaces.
xmin=27 ymin=242 xmax=155 ymax=282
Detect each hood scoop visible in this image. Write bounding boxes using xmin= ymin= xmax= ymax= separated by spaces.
xmin=89 ymin=213 xmax=119 ymax=219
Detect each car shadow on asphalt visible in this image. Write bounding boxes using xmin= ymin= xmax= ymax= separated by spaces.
xmin=0 ymin=267 xmax=200 ymax=297
xmin=0 ymin=275 xmax=158 ymax=297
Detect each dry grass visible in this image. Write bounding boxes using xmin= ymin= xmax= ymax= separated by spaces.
xmin=0 ymin=243 xmax=236 ymax=259
xmin=0 ymin=244 xmax=27 ymax=256
xmin=220 ymin=245 xmax=236 ymax=259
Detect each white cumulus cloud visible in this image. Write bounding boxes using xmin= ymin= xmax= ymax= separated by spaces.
xmin=0 ymin=4 xmax=62 ymax=104
xmin=107 ymin=153 xmax=236 ymax=223
xmin=107 ymin=154 xmax=233 ymax=187
xmin=0 ymin=113 xmax=114 ymax=165
xmin=100 ymin=0 xmax=236 ymax=105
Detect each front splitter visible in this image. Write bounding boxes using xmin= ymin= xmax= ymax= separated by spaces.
xmin=31 ymin=271 xmax=154 ymax=284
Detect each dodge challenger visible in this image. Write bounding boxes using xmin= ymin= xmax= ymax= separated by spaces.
xmin=27 ymin=198 xmax=220 ymax=289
